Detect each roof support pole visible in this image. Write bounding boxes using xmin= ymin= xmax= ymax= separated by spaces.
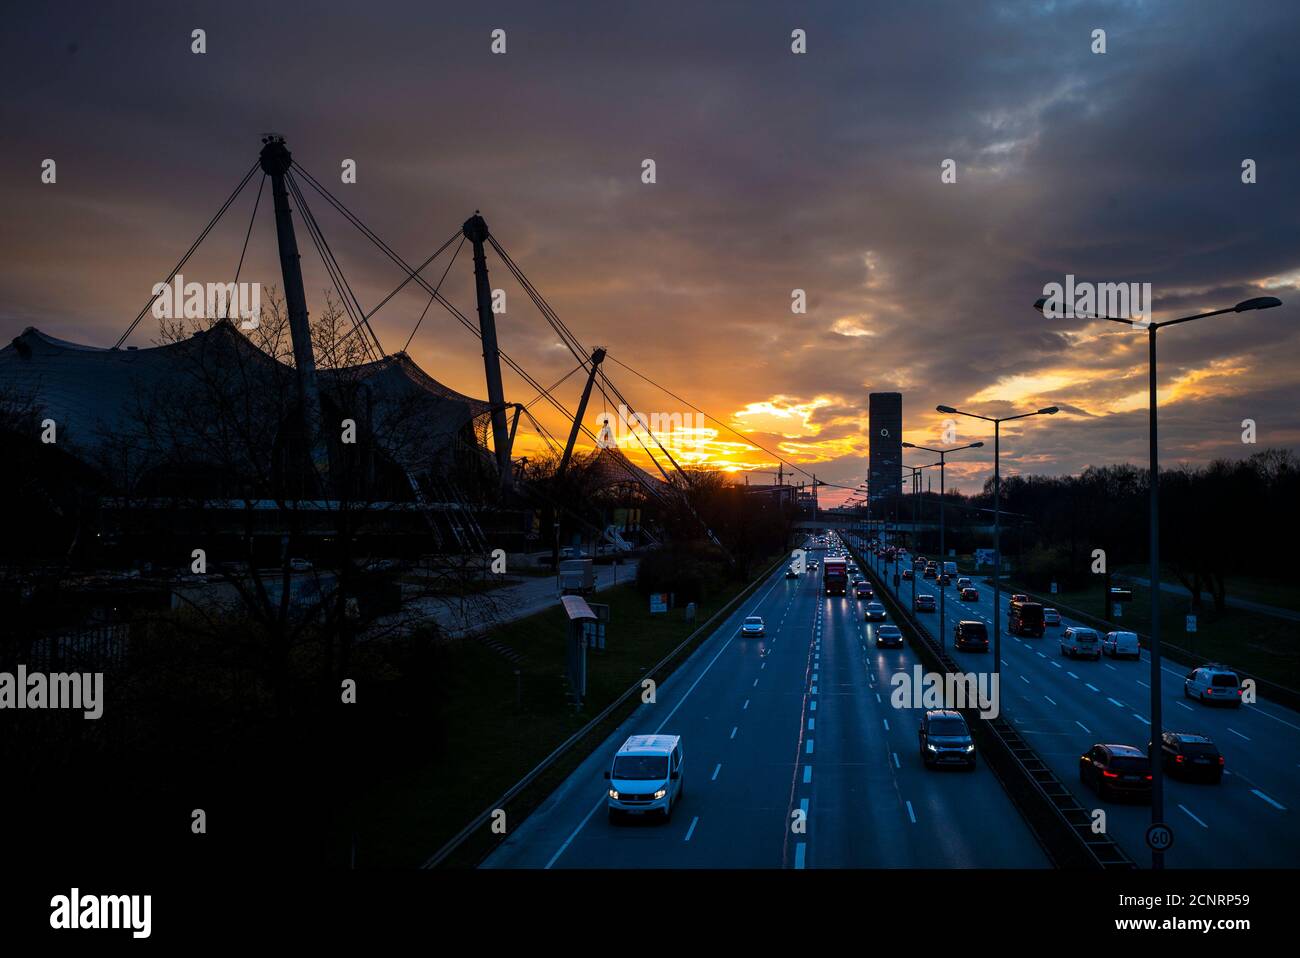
xmin=558 ymin=348 xmax=607 ymax=482
xmin=259 ymin=136 xmax=322 ymax=444
xmin=463 ymin=213 xmax=513 ymax=488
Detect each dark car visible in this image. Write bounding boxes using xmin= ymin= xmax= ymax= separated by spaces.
xmin=902 ymin=569 xmax=913 ymax=581
xmin=919 ymin=709 xmax=976 ymax=769
xmin=954 ymin=620 xmax=989 ymax=652
xmin=1079 ymin=744 xmax=1152 ymax=801
xmin=914 ymin=594 xmax=936 ymax=612
xmin=1156 ymin=732 xmax=1224 ymax=783
xmin=922 ymin=567 xmax=937 ymax=580
xmin=960 ymin=586 xmax=978 ymax=601
xmin=785 ymin=567 xmax=799 ymax=579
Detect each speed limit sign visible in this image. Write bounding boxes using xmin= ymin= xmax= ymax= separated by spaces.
xmin=1145 ymin=822 xmax=1174 ymax=852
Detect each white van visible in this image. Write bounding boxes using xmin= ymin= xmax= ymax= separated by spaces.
xmin=605 ymin=734 xmax=684 ymax=823
xmin=1103 ymin=630 xmax=1141 ymax=660
xmin=943 ymin=561 xmax=958 ymax=577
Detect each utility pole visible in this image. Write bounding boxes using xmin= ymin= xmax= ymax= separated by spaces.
xmin=463 ymin=212 xmax=513 ymax=488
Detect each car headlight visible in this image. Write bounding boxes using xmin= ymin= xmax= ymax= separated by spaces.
xmin=965 ymin=744 xmax=975 ymax=752
xmin=926 ymin=743 xmax=938 ymax=751
xmin=654 ymin=788 xmax=668 ymax=800
xmin=608 ymin=789 xmax=619 ymax=799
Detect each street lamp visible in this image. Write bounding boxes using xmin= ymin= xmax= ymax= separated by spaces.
xmin=1033 ymin=291 xmax=1282 ymax=869
xmin=903 ymin=461 xmax=940 ymax=612
xmin=934 ymin=405 xmax=1057 ymax=680
xmin=902 ymin=440 xmax=983 ymax=649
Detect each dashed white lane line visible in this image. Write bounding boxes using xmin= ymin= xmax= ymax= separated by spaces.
xmin=1075 ymin=720 xmax=1092 ymax=734
xmin=711 ymin=763 xmax=721 ymax=781
xmin=1133 ymin=714 xmax=1151 ymax=725
xmin=1051 ymin=661 xmax=1062 ymax=669
xmin=1252 ymin=790 xmax=1286 ymax=811
xmin=803 ymin=765 xmax=812 ymax=784
xmin=892 ymin=752 xmax=900 ymax=769
xmin=1085 ymin=683 xmax=1100 ymax=693
xmin=905 ymin=800 xmax=917 ymax=824
xmin=808 ymin=718 xmax=815 ymax=730
xmin=811 ymin=685 xmax=819 ymax=694
xmin=1044 ymin=695 xmax=1057 ymax=706
xmin=1228 ymin=728 xmax=1251 ymax=741
xmin=882 ymin=718 xmax=890 ymax=731
xmin=743 ymin=699 xmax=749 ymax=710
xmin=806 ymin=739 xmax=815 ymax=754
xmin=875 ymin=692 xmax=881 ymax=703
xmin=730 ymin=726 xmax=738 ymax=739
xmin=1137 ymin=680 xmax=1149 ymax=688
xmin=1179 ymin=804 xmax=1208 ymax=828
xmin=1107 ymin=697 xmax=1125 ymax=708
xmin=1020 ymin=674 xmax=1030 ymax=684
xmin=684 ymin=816 xmax=699 ymax=841
xmin=794 ymin=842 xmax=807 ymax=868
xmin=1067 ymin=672 xmax=1079 ymax=680
xmin=810 ymin=700 xmax=817 ymax=711
xmin=753 ymin=678 xmax=759 ymax=687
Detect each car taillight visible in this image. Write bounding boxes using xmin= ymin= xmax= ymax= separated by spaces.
xmin=1175 ymin=755 xmax=1184 ymax=763
xmin=1145 ymin=774 xmax=1153 ymax=781
xmin=1218 ymin=755 xmax=1225 ymax=765
xmin=1102 ymin=769 xmax=1118 ymax=778
xmin=1237 ymin=688 xmax=1244 ymax=696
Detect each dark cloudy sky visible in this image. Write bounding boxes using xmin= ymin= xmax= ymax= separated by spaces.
xmin=2 ymin=0 xmax=1296 ymax=498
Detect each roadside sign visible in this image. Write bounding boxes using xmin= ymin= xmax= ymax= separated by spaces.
xmin=1112 ymin=603 xmax=1122 ymax=618
xmin=650 ymin=593 xmax=669 ymax=613
xmin=1145 ymin=822 xmax=1174 ymax=853
xmin=1050 ymin=582 xmax=1058 ymax=594
xmin=1186 ymin=615 xmax=1197 ymax=633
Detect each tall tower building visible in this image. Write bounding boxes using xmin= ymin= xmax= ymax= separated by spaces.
xmin=868 ymin=392 xmax=902 ymax=505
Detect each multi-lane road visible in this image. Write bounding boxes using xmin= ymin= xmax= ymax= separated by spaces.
xmin=484 ymin=541 xmax=1048 ymax=868
xmin=848 ymin=531 xmax=1300 ymax=868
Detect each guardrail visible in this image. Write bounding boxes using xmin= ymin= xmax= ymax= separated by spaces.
xmin=839 ymin=533 xmax=1136 ymax=870
xmin=1004 ymin=581 xmax=1300 ymax=714
xmin=421 ymin=551 xmax=789 ymax=869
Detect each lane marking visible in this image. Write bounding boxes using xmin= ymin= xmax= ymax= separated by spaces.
xmin=1252 ymin=790 xmax=1286 ymax=811
xmin=806 ymin=739 xmax=815 ymax=754
xmin=1067 ymin=672 xmax=1079 ymax=680
xmin=803 ymin=765 xmax=812 ymax=784
xmin=1044 ymin=695 xmax=1057 ymax=706
xmin=1136 ymin=680 xmax=1149 ymax=688
xmin=684 ymin=816 xmax=699 ymax=841
xmin=730 ymin=726 xmax=738 ymax=739
xmin=743 ymin=699 xmax=749 ymax=710
xmin=810 ymin=700 xmax=817 ymax=711
xmin=1020 ymin=674 xmax=1030 ymax=684
xmin=1075 ymin=720 xmax=1091 ymax=733
xmin=753 ymin=678 xmax=759 ymax=687
xmin=711 ymin=763 xmax=721 ymax=781
xmin=1107 ymin=697 xmax=1125 ymax=708
xmin=1085 ymin=683 xmax=1100 ymax=693
xmin=1179 ymin=804 xmax=1208 ymax=828
xmin=892 ymin=752 xmax=900 ymax=769
xmin=1177 ymin=701 xmax=1194 ymax=712
xmin=883 ymin=718 xmax=890 ymax=731
xmin=794 ymin=842 xmax=807 ymax=869
xmin=807 ymin=718 xmax=815 ymax=730
xmin=1133 ymin=714 xmax=1150 ymax=725
xmin=905 ymin=800 xmax=916 ymax=824
xmin=1228 ymin=728 xmax=1250 ymax=741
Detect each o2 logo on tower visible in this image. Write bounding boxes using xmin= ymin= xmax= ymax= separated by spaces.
xmin=791 ymin=549 xmax=807 ymax=574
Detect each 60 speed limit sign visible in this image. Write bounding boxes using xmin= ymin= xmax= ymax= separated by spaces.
xmin=1146 ymin=822 xmax=1175 ymax=852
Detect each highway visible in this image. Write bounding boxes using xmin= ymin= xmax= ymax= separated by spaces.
xmin=483 ymin=543 xmax=1048 ymax=868
xmin=847 ymin=531 xmax=1300 ymax=868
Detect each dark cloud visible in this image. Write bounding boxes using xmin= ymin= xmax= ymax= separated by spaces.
xmin=1 ymin=0 xmax=1295 ymax=495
